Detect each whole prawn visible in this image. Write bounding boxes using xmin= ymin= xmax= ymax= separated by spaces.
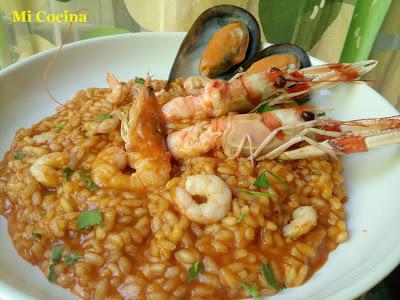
xmin=92 ymin=77 xmax=171 ymax=192
xmin=162 ymin=60 xmax=377 ymax=121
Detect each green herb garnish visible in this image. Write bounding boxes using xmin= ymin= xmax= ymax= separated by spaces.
xmin=55 ymin=123 xmax=64 ymax=130
xmin=48 ymin=263 xmax=56 ymax=282
xmin=237 ymin=212 xmax=246 ymax=224
xmin=188 ymin=261 xmax=203 ymax=283
xmin=63 ymin=167 xmax=73 ymax=181
xmin=51 ymin=244 xmax=64 ymax=262
xmin=256 ymin=102 xmax=276 ymax=113
xmin=253 ymin=172 xmax=271 ymax=188
xmin=261 ymin=262 xmax=281 ymax=290
xmin=76 ymin=208 xmax=103 ymax=230
xmin=14 ymin=152 xmax=24 ymax=160
xmin=134 ymin=77 xmax=145 ymax=84
xmin=32 ymin=232 xmax=42 ymax=239
xmin=266 ymin=170 xmax=289 ymax=189
xmin=63 ymin=252 xmax=82 ymax=266
xmin=316 ymin=112 xmax=326 ymax=117
xmin=241 ymin=281 xmax=260 ymax=300
xmin=95 ymin=114 xmax=113 ymax=121
xmin=78 ymin=171 xmax=97 ymax=192
xmin=295 ymin=96 xmax=310 ymax=105
xmin=238 ymin=188 xmax=273 ymax=198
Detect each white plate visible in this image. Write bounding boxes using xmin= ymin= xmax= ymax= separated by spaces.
xmin=0 ymin=33 xmax=399 ymax=300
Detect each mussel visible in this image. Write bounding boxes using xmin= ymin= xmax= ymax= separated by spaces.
xmin=168 ymin=5 xmax=260 ymax=81
xmin=236 ymin=43 xmax=311 ymax=74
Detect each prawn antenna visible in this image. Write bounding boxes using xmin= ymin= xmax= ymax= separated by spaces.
xmin=42 ymin=8 xmax=96 ymax=109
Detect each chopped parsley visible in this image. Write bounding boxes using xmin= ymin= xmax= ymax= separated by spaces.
xmin=76 ymin=208 xmax=103 ymax=230
xmin=95 ymin=114 xmax=113 ymax=121
xmin=48 ymin=263 xmax=56 ymax=282
xmin=55 ymin=123 xmax=64 ymax=130
xmin=14 ymin=152 xmax=24 ymax=160
xmin=253 ymin=172 xmax=271 ymax=188
xmin=237 ymin=212 xmax=246 ymax=224
xmin=261 ymin=262 xmax=281 ymax=290
xmin=48 ymin=244 xmax=65 ymax=283
xmin=266 ymin=170 xmax=289 ymax=189
xmin=63 ymin=167 xmax=73 ymax=181
xmin=237 ymin=188 xmax=273 ymax=198
xmin=241 ymin=281 xmax=260 ymax=300
xmin=134 ymin=76 xmax=145 ymax=84
xmin=63 ymin=251 xmax=82 ymax=266
xmin=295 ymin=96 xmax=310 ymax=105
xmin=31 ymin=232 xmax=42 ymax=239
xmin=256 ymin=102 xmax=276 ymax=113
xmin=188 ymin=261 xmax=203 ymax=283
xmin=316 ymin=112 xmax=326 ymax=117
xmin=78 ymin=171 xmax=97 ymax=192
xmin=51 ymin=244 xmax=64 ymax=262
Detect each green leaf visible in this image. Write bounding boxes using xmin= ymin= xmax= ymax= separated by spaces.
xmin=76 ymin=208 xmax=103 ymax=230
xmin=82 ymin=27 xmax=130 ymax=40
xmin=55 ymin=123 xmax=64 ymax=130
xmin=48 ymin=263 xmax=56 ymax=283
xmin=63 ymin=167 xmax=73 ymax=181
xmin=261 ymin=261 xmax=279 ymax=290
xmin=95 ymin=114 xmax=113 ymax=121
xmin=258 ymin=0 xmax=345 ymax=51
xmin=78 ymin=172 xmax=97 ymax=192
xmin=134 ymin=77 xmax=145 ymax=84
xmin=316 ymin=112 xmax=326 ymax=117
xmin=188 ymin=261 xmax=203 ymax=283
xmin=253 ymin=172 xmax=271 ymax=188
xmin=63 ymin=252 xmax=82 ymax=266
xmin=32 ymin=232 xmax=42 ymax=239
xmin=266 ymin=170 xmax=289 ymax=189
xmin=295 ymin=96 xmax=311 ymax=105
xmin=237 ymin=188 xmax=273 ymax=199
xmin=14 ymin=152 xmax=24 ymax=160
xmin=256 ymin=102 xmax=276 ymax=113
xmin=237 ymin=212 xmax=246 ymax=224
xmin=241 ymin=281 xmax=260 ymax=300
xmin=51 ymin=244 xmax=64 ymax=262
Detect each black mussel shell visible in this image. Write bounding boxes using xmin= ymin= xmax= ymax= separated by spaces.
xmin=168 ymin=5 xmax=260 ymax=82
xmin=235 ymin=43 xmax=311 ymax=74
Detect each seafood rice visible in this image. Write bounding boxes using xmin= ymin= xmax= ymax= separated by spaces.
xmin=0 ymin=76 xmax=350 ymax=299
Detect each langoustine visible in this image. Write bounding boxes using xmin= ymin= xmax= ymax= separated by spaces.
xmin=167 ymin=106 xmax=400 ymax=161
xmin=162 ymin=60 xmax=377 ymax=121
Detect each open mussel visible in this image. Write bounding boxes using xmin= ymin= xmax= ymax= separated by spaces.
xmin=236 ymin=43 xmax=311 ymax=74
xmin=168 ymin=5 xmax=260 ymax=82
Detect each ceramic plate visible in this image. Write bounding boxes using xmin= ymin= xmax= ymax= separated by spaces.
xmin=0 ymin=33 xmax=399 ymax=300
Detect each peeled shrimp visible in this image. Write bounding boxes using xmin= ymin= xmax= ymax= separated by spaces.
xmin=173 ymin=175 xmax=232 ymax=224
xmin=92 ymin=77 xmax=171 ymax=192
xmin=30 ymin=152 xmax=68 ymax=188
xmin=283 ymin=206 xmax=318 ymax=239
